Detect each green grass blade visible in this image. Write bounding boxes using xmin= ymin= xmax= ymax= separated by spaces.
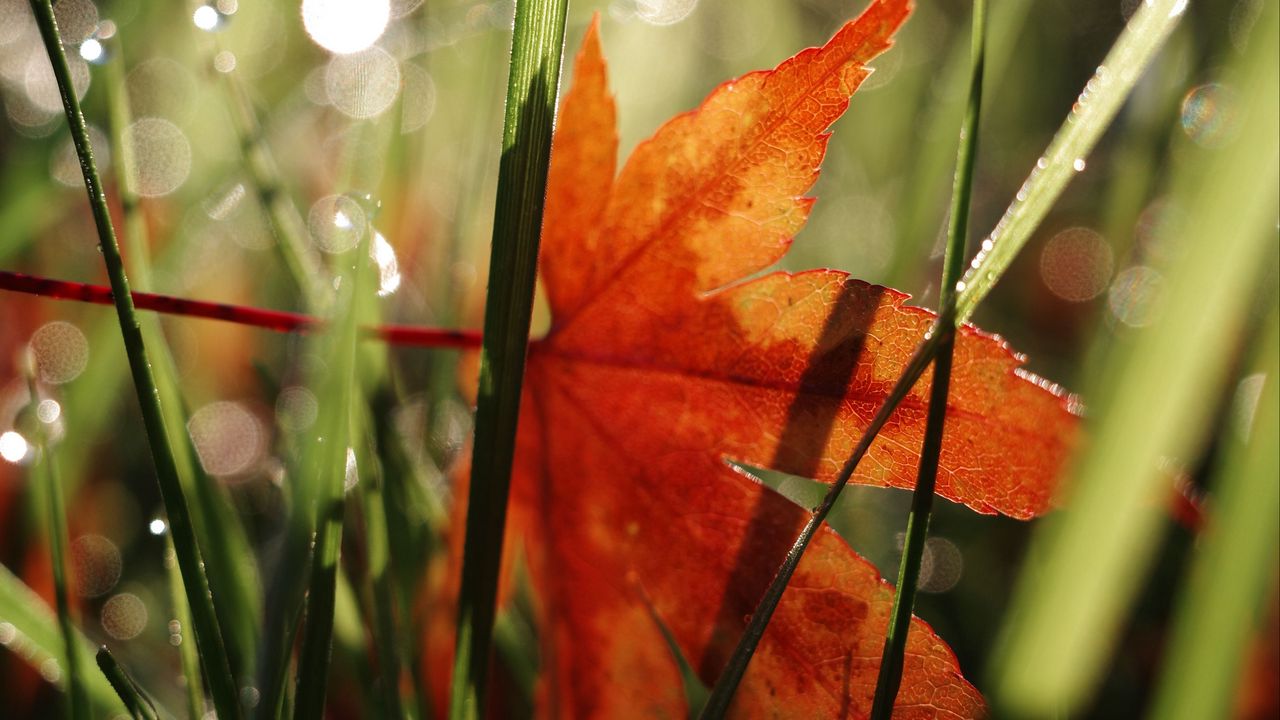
xmin=953 ymin=0 xmax=1187 ymax=324
xmin=104 ymin=33 xmax=262 ymax=684
xmin=291 ymin=220 xmax=371 ymax=719
xmin=870 ymin=1 xmax=985 ymax=716
xmin=991 ymin=2 xmax=1280 ymax=712
xmin=165 ymin=536 xmax=207 ymax=720
xmin=449 ymin=0 xmax=569 ymax=717
xmin=0 ymin=564 xmax=125 ymax=716
xmin=1150 ymin=297 xmax=1279 ymax=720
xmin=96 ymin=646 xmax=160 ymax=720
xmin=22 ymin=371 xmax=89 ymax=720
xmin=192 ymin=25 xmax=327 ymax=312
xmin=26 ymin=2 xmax=242 ymax=717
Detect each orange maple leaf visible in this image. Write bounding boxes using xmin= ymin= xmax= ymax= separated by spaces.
xmin=444 ymin=1 xmax=1078 ymax=716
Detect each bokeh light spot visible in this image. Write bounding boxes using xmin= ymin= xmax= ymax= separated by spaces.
xmin=1039 ymin=227 xmax=1114 ymax=302
xmin=1180 ymin=83 xmax=1239 ymax=148
xmin=187 ymin=401 xmax=266 ymax=478
xmin=71 ymin=534 xmax=122 ymax=598
xmin=308 ymin=194 xmax=365 ymax=253
xmin=101 ymin=593 xmax=148 ymax=640
xmin=325 ymin=46 xmax=400 ymax=120
xmin=30 ymin=321 xmax=89 ymax=384
xmin=302 ymin=0 xmax=390 ymax=54
xmin=1108 ymin=265 xmax=1164 ymax=327
xmin=125 ymin=117 xmax=192 ymax=197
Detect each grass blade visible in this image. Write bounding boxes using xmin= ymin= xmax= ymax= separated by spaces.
xmin=448 ymin=0 xmax=569 ymax=716
xmin=21 ymin=370 xmax=89 ymax=720
xmin=0 ymin=565 xmax=125 ymax=716
xmin=869 ymin=0 xmax=985 ymax=716
xmin=991 ymin=1 xmax=1280 ymax=711
xmin=701 ymin=1 xmax=1186 ymax=714
xmin=1150 ymin=297 xmax=1279 ymax=720
xmin=291 ymin=214 xmax=372 ymax=719
xmin=164 ymin=535 xmax=206 ymax=720
xmin=26 ymin=1 xmax=241 ymax=716
xmin=104 ymin=32 xmax=262 ymax=683
xmin=95 ymin=646 xmax=160 ymax=720
xmin=953 ymin=0 xmax=1188 ymax=322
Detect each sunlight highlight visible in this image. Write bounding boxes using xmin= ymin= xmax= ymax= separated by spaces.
xmin=302 ymin=0 xmax=390 ymax=55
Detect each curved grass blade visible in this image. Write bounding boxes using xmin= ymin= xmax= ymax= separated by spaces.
xmin=700 ymin=0 xmax=1188 ymax=714
xmin=992 ymin=4 xmax=1280 ymax=712
xmin=95 ymin=646 xmax=160 ymax=720
xmin=449 ymin=0 xmax=569 ymax=716
xmin=0 ymin=565 xmax=125 ymax=716
xmin=870 ymin=0 xmax=985 ymax=716
xmin=25 ymin=1 xmax=241 ymax=716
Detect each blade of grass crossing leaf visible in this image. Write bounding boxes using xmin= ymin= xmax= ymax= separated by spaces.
xmin=871 ymin=0 xmax=985 ymax=716
xmin=26 ymin=2 xmax=241 ymax=718
xmin=1150 ymin=297 xmax=1280 ymax=720
xmin=953 ymin=0 xmax=1187 ymax=323
xmin=449 ymin=0 xmax=569 ymax=717
xmin=991 ymin=3 xmax=1280 ymax=712
xmin=23 ymin=370 xmax=89 ymax=720
xmin=703 ymin=1 xmax=1187 ymax=714
xmin=0 ymin=565 xmax=125 ymax=716
xmin=96 ymin=646 xmax=160 ymax=720
xmin=105 ymin=34 xmax=262 ymax=684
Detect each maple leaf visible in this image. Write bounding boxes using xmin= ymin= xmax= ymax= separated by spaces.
xmin=441 ymin=1 xmax=1079 ymax=716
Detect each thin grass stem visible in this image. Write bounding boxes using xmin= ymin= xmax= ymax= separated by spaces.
xmin=448 ymin=0 xmax=569 ymax=716
xmin=869 ymin=4 xmax=985 ymax=715
xmin=23 ymin=369 xmax=89 ymax=720
xmin=26 ymin=2 xmax=241 ymax=717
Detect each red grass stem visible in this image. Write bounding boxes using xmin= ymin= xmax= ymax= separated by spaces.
xmin=0 ymin=269 xmax=483 ymax=350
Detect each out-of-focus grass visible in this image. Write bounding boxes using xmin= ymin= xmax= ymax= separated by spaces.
xmin=0 ymin=0 xmax=1274 ymax=717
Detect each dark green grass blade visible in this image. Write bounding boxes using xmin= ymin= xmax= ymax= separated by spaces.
xmin=26 ymin=1 xmax=241 ymax=717
xmin=96 ymin=646 xmax=160 ymax=720
xmin=448 ymin=0 xmax=569 ymax=717
xmin=870 ymin=1 xmax=985 ymax=716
